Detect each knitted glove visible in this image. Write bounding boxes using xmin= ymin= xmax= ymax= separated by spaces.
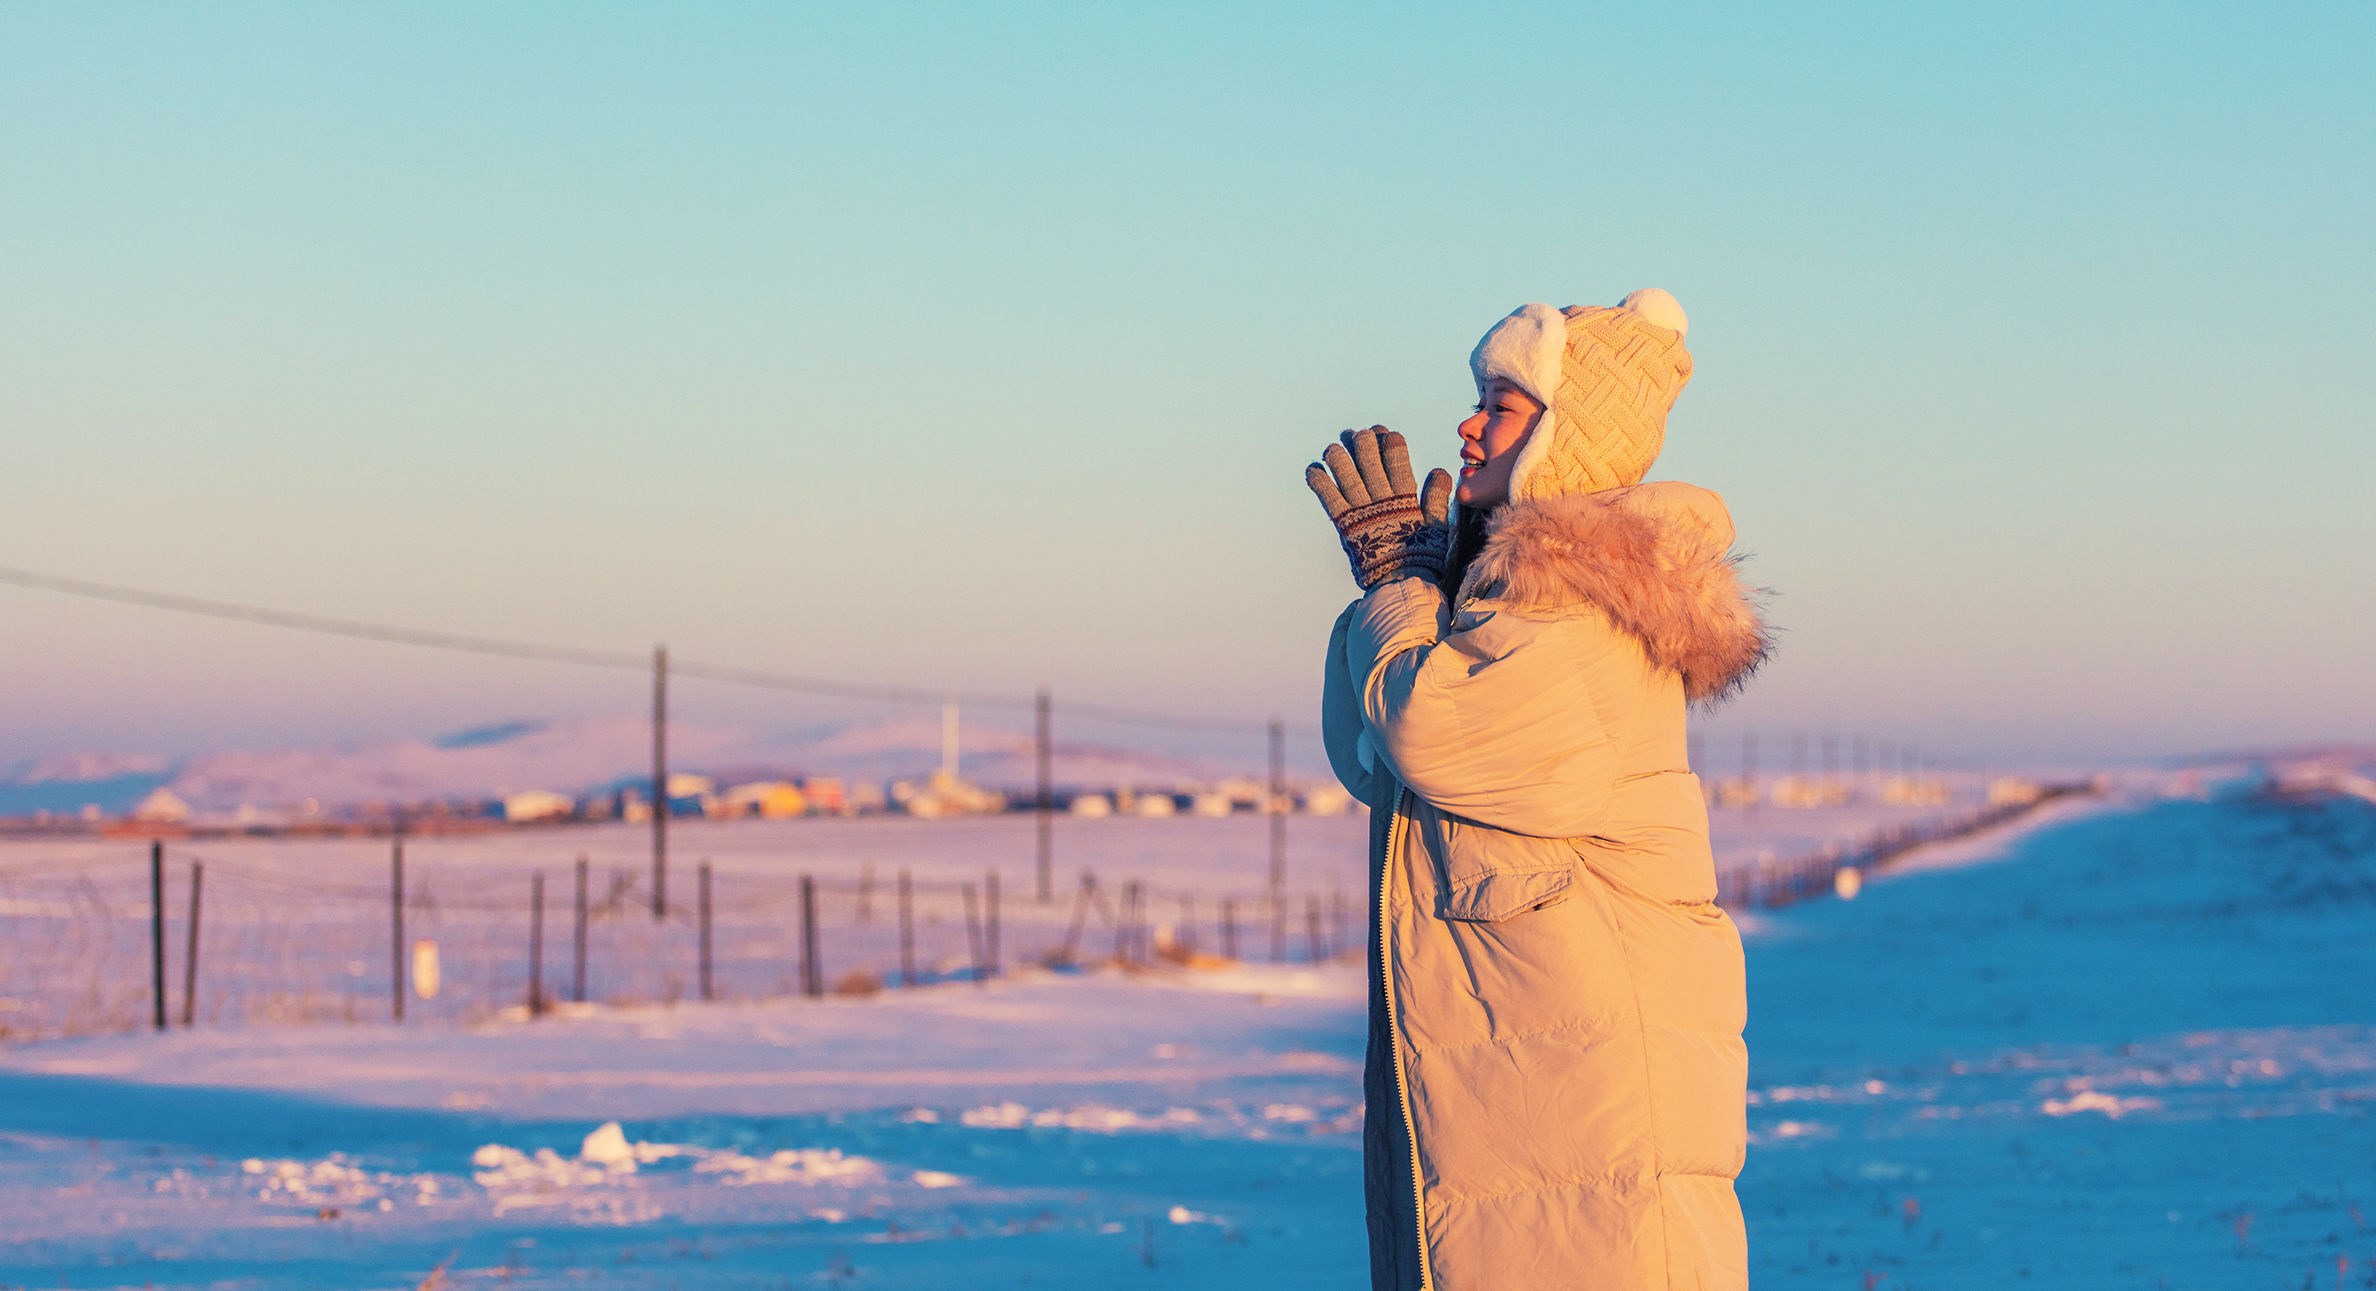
xmin=1306 ymin=426 xmax=1455 ymax=590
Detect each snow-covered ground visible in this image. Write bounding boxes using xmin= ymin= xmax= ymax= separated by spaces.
xmin=1735 ymin=783 xmax=2376 ymax=1286
xmin=8 ymin=776 xmax=2369 ymax=1287
xmin=0 ymin=784 xmax=2000 ymax=1039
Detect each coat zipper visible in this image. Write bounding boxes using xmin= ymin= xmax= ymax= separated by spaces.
xmin=1380 ymin=786 xmax=1434 ymax=1291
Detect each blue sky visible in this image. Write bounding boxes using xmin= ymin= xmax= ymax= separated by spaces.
xmin=1 ymin=2 xmax=2369 ymax=767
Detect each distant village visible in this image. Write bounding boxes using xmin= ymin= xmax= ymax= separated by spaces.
xmin=25 ymin=766 xmax=1362 ymax=836
xmin=11 ymin=766 xmax=2030 ymax=838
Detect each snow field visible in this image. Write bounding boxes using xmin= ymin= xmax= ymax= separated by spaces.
xmin=0 ymin=789 xmax=1995 ymax=1042
xmin=14 ymin=776 xmax=2349 ymax=1287
xmin=1 ymin=962 xmax=1373 ymax=1288
xmin=1738 ymin=786 xmax=2376 ymax=1286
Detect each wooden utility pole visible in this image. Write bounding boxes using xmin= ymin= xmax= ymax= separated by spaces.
xmin=1268 ymin=718 xmax=1286 ymax=964
xmin=1035 ymin=687 xmax=1053 ymax=903
xmin=652 ymin=644 xmax=668 ymax=921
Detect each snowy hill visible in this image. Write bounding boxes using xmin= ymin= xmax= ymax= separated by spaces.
xmin=2 ymin=716 xmax=1249 ymax=817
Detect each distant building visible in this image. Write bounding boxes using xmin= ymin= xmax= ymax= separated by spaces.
xmin=892 ymin=769 xmax=1004 ymax=819
xmin=720 ymin=781 xmax=808 ymax=819
xmin=1302 ymin=784 xmax=1354 ymax=817
xmin=1768 ymin=776 xmax=1852 ymax=809
xmin=801 ymin=777 xmax=847 ymax=815
xmin=502 ymin=790 xmax=574 ymax=823
xmin=131 ymin=788 xmax=191 ymax=824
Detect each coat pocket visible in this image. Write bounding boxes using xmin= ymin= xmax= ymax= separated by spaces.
xmin=1431 ymin=815 xmax=1580 ymax=923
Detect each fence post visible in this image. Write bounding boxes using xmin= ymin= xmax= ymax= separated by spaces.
xmin=985 ymin=870 xmax=1000 ymax=979
xmin=1058 ymin=871 xmax=1094 ymax=965
xmin=799 ymin=874 xmax=821 ymax=998
xmin=181 ymin=860 xmax=203 ymax=1028
xmin=1132 ymin=882 xmax=1149 ymax=964
xmin=1176 ymin=895 xmax=1195 ymax=957
xmin=528 ymin=872 xmax=547 ymax=1017
xmin=1036 ymin=687 xmax=1053 ymax=903
xmin=148 ymin=841 xmax=166 ymax=1032
xmin=897 ymin=869 xmax=915 ymax=987
xmin=572 ymin=855 xmax=588 ymax=1004
xmin=857 ymin=863 xmax=875 ymax=925
xmin=1270 ymin=891 xmax=1286 ymax=964
xmin=962 ymin=883 xmax=985 ymax=986
xmin=698 ymin=861 xmax=714 ymax=1002
xmin=1306 ymin=895 xmax=1327 ymax=963
xmin=1221 ymin=895 xmax=1238 ymax=961
xmin=1112 ymin=880 xmax=1134 ymax=964
xmin=391 ymin=838 xmax=406 ymax=1022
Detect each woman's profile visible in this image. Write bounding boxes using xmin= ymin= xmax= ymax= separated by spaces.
xmin=1308 ymin=290 xmax=1770 ymax=1289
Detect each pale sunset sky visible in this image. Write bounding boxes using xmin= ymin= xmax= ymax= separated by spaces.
xmin=2 ymin=3 xmax=2369 ymax=767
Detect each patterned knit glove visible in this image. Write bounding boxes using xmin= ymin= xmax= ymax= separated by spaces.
xmin=1306 ymin=426 xmax=1455 ymax=590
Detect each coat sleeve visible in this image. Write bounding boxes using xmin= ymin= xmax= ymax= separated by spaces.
xmin=1322 ymin=602 xmax=1394 ymax=811
xmin=1342 ymin=575 xmax=1621 ymax=838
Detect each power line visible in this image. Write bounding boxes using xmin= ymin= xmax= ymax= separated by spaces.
xmin=0 ymin=563 xmax=1317 ymax=737
xmin=664 ymin=658 xmax=1025 ymax=710
xmin=0 ymin=563 xmax=645 ymax=672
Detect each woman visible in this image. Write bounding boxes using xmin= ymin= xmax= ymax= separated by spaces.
xmin=1306 ymin=291 xmax=1769 ymax=1289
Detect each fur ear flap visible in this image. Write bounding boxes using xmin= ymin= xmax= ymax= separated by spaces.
xmin=1469 ymin=304 xmax=1566 ymax=502
xmin=1469 ymin=303 xmax=1566 ymax=409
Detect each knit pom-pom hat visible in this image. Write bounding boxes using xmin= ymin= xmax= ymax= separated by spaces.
xmin=1469 ymin=289 xmax=1694 ymax=500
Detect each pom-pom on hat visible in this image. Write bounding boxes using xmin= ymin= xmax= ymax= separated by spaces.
xmin=1469 ymin=288 xmax=1695 ymax=500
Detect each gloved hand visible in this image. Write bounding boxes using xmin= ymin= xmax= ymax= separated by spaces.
xmin=1306 ymin=426 xmax=1455 ymax=590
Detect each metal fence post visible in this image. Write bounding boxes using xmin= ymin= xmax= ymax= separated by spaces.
xmin=572 ymin=855 xmax=588 ymax=1004
xmin=698 ymin=861 xmax=714 ymax=1002
xmin=391 ymin=838 xmax=405 ymax=1023
xmin=985 ymin=870 xmax=1000 ymax=978
xmin=962 ymin=883 xmax=985 ymax=986
xmin=149 ymin=841 xmax=166 ymax=1032
xmin=528 ymin=872 xmax=546 ymax=1017
xmin=799 ymin=874 xmax=821 ymax=998
xmin=181 ymin=860 xmax=203 ymax=1028
xmin=897 ymin=869 xmax=915 ymax=988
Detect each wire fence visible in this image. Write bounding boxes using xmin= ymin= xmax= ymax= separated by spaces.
xmin=1715 ymin=781 xmax=2095 ymax=908
xmin=0 ymin=842 xmax=1362 ymax=1043
xmin=0 ymin=784 xmax=2092 ymax=1044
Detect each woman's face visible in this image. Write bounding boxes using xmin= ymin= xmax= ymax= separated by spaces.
xmin=1455 ymin=379 xmax=1545 ymax=509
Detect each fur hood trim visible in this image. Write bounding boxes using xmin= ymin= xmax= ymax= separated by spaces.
xmin=1457 ymin=482 xmax=1771 ymax=704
